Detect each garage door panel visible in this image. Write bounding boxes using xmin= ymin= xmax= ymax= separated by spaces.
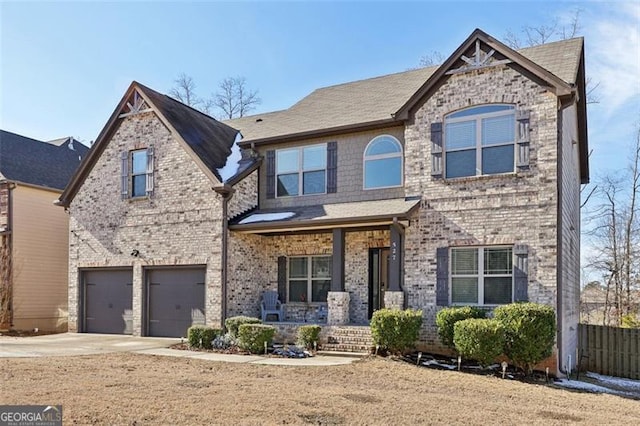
xmin=85 ymin=270 xmax=133 ymax=335
xmin=148 ymin=268 xmax=205 ymax=338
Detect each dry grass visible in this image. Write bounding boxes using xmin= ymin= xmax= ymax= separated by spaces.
xmin=1 ymin=354 xmax=639 ymax=425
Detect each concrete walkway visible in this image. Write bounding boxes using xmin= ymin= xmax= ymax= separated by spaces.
xmin=0 ymin=333 xmax=358 ymax=366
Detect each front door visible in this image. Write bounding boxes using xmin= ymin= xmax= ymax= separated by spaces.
xmin=368 ymin=248 xmax=389 ymax=319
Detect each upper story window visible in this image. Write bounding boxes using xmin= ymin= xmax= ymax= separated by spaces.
xmin=121 ymin=147 xmax=154 ymax=199
xmin=451 ymin=246 xmax=513 ymax=305
xmin=276 ymin=144 xmax=326 ymax=197
xmin=363 ymin=135 xmax=403 ymax=189
xmin=444 ymin=105 xmax=515 ymax=179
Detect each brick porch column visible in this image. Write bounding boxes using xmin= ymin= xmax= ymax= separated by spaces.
xmin=327 ymin=291 xmax=350 ymax=325
xmin=384 ymin=291 xmax=405 ymax=310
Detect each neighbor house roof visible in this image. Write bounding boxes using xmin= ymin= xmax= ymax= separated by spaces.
xmin=0 ymin=130 xmax=89 ymax=191
xmin=57 ymin=81 xmax=244 ymax=207
xmin=229 ymin=197 xmax=421 ymax=234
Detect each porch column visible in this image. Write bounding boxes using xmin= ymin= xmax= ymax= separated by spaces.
xmin=331 ymin=228 xmax=345 ymax=291
xmin=386 ymin=223 xmax=405 ymax=310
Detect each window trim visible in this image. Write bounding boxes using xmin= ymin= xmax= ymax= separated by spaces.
xmin=449 ymin=246 xmax=514 ymax=306
xmin=363 ymin=135 xmax=404 ymax=190
xmin=130 ymin=148 xmax=148 ymax=199
xmin=444 ymin=104 xmax=516 ymax=179
xmin=275 ymin=143 xmax=327 ymax=198
xmin=287 ymin=255 xmax=331 ymax=304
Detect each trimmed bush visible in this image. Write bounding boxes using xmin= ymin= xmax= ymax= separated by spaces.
xmin=494 ymin=302 xmax=556 ymax=373
xmin=237 ymin=324 xmax=276 ymax=354
xmin=453 ymin=318 xmax=504 ymax=367
xmin=436 ymin=306 xmax=487 ymax=350
xmin=297 ymin=325 xmax=321 ymax=350
xmin=187 ymin=325 xmax=221 ymax=349
xmin=225 ymin=316 xmax=261 ymax=338
xmin=370 ymin=308 xmax=423 ymax=354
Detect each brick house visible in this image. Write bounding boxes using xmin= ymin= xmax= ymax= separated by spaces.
xmin=1 ymin=130 xmax=88 ymax=331
xmin=57 ymin=29 xmax=588 ymax=374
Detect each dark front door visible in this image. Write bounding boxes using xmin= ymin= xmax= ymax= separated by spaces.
xmin=368 ymin=248 xmax=390 ymax=319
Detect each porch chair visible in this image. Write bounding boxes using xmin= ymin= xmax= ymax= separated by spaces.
xmin=261 ymin=290 xmax=284 ymax=322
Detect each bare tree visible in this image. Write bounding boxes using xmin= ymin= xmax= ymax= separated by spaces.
xmin=170 ymin=73 xmax=205 ymax=111
xmin=419 ymin=51 xmax=446 ymax=67
xmin=213 ymin=77 xmax=261 ymax=119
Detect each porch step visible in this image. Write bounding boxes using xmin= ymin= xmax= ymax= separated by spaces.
xmin=321 ymin=343 xmax=372 ymax=354
xmin=323 ymin=325 xmax=373 ymax=354
xmin=317 ymin=349 xmax=369 ymax=358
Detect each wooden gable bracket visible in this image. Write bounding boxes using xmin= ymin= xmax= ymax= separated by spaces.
xmin=119 ymin=90 xmax=153 ymax=118
xmin=446 ymin=40 xmax=511 ymax=75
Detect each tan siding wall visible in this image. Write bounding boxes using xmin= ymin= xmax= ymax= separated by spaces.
xmin=257 ymin=127 xmax=406 ymax=209
xmin=12 ymin=185 xmax=68 ymax=331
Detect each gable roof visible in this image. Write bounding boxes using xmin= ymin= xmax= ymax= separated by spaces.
xmin=0 ymin=130 xmax=89 ymax=191
xmin=228 ymin=32 xmax=583 ymax=146
xmin=57 ymin=81 xmax=239 ymax=207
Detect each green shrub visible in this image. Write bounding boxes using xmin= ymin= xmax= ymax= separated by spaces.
xmin=187 ymin=325 xmax=206 ymax=348
xmin=370 ymin=308 xmax=423 ymax=354
xmin=494 ymin=302 xmax=556 ymax=373
xmin=436 ymin=306 xmax=487 ymax=349
xmin=453 ymin=318 xmax=504 ymax=367
xmin=225 ymin=316 xmax=261 ymax=338
xmin=187 ymin=325 xmax=221 ymax=349
xmin=237 ymin=324 xmax=276 ymax=354
xmin=297 ymin=325 xmax=321 ymax=349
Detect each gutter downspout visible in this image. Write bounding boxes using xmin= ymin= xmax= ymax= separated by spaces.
xmin=214 ymin=184 xmax=235 ymax=331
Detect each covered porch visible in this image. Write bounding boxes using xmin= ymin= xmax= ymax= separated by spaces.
xmin=228 ymin=197 xmax=420 ymax=326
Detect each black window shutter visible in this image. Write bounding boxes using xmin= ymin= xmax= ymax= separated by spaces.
xmin=277 ymin=256 xmax=287 ymax=303
xmin=266 ymin=150 xmax=276 ymax=199
xmin=327 ymin=142 xmax=337 ymax=193
xmin=120 ymin=151 xmax=128 ymax=199
xmin=513 ymin=245 xmax=529 ymax=302
xmin=516 ymin=110 xmax=531 ymax=170
xmin=145 ymin=146 xmax=154 ymax=196
xmin=431 ymin=122 xmax=443 ymax=178
xmin=436 ymin=247 xmax=449 ymax=306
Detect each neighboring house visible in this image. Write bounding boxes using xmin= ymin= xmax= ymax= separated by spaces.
xmin=58 ymin=29 xmax=588 ymax=375
xmin=0 ymin=131 xmax=88 ymax=331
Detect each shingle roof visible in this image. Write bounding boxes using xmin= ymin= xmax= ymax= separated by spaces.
xmin=229 ymin=197 xmax=420 ymax=233
xmin=136 ymin=83 xmax=239 ymax=183
xmin=226 ymin=37 xmax=583 ymax=144
xmin=0 ymin=130 xmax=89 ymax=190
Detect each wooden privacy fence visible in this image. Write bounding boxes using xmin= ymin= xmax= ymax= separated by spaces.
xmin=578 ymin=324 xmax=640 ymax=380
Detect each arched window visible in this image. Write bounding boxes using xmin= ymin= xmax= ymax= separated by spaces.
xmin=363 ymin=135 xmax=403 ymax=189
xmin=444 ymin=104 xmax=516 ymax=178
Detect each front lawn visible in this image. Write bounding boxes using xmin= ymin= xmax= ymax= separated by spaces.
xmin=1 ymin=354 xmax=638 ymax=425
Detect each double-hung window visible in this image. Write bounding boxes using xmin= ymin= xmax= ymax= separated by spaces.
xmin=363 ymin=135 xmax=403 ymax=189
xmin=450 ymin=247 xmax=513 ymax=305
xmin=276 ymin=144 xmax=326 ymax=197
xmin=121 ymin=147 xmax=154 ymax=199
xmin=288 ymin=256 xmax=331 ymax=303
xmin=445 ymin=105 xmax=516 ymax=178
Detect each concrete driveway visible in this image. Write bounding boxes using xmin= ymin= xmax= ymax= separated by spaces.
xmin=0 ymin=333 xmax=179 ymax=358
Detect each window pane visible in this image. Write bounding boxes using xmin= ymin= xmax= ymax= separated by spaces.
xmin=289 ymin=258 xmax=308 ymax=278
xmin=452 ymin=277 xmax=478 ymax=304
xmin=289 ymin=280 xmax=307 ymax=303
xmin=448 ymin=105 xmax=514 ymax=119
xmin=446 ymin=149 xmax=476 ymax=178
xmin=445 ymin=120 xmax=476 ymax=150
xmin=132 ymin=150 xmax=147 ymax=174
xmin=277 ymin=173 xmax=299 ymax=196
xmin=484 ymin=248 xmax=513 ymax=275
xmin=484 ymin=277 xmax=512 ymax=304
xmin=366 ymin=137 xmax=401 ymax=156
xmin=452 ymin=248 xmax=478 ymax=274
xmin=303 ymin=145 xmax=326 ymax=170
xmin=303 ymin=170 xmax=325 ymax=194
xmin=364 ymin=157 xmax=402 ymax=188
xmin=482 ymin=115 xmax=515 ymax=146
xmin=131 ymin=175 xmax=146 ymax=197
xmin=312 ymin=257 xmax=331 ymax=278
xmin=312 ymin=280 xmax=330 ymax=302
xmin=277 ymin=149 xmax=299 ymax=173
xmin=482 ymin=145 xmax=514 ymax=175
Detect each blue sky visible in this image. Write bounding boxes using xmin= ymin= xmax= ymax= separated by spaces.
xmin=1 ymin=0 xmax=638 ymax=179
